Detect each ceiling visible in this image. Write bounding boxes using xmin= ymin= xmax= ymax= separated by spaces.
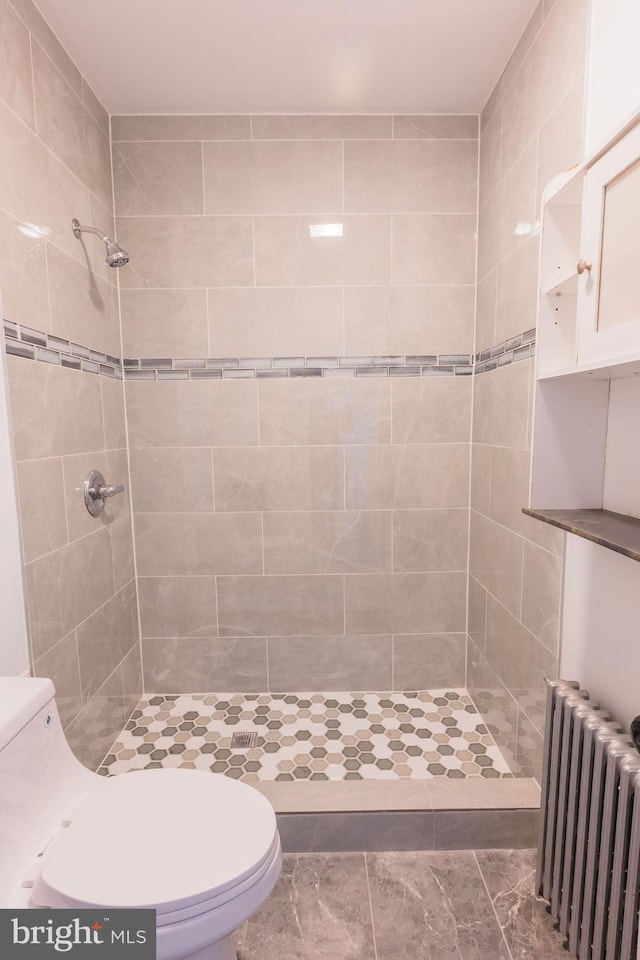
xmin=33 ymin=0 xmax=539 ymax=116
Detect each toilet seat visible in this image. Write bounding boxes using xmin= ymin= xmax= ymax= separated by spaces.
xmin=31 ymin=769 xmax=279 ymax=918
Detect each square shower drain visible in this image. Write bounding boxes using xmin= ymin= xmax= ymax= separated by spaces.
xmin=230 ymin=731 xmax=259 ymax=749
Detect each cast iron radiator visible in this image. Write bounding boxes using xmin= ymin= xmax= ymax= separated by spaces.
xmin=537 ymin=679 xmax=640 ymax=960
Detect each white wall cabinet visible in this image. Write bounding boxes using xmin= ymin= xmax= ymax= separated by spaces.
xmin=530 ymin=110 xmax=640 ymax=538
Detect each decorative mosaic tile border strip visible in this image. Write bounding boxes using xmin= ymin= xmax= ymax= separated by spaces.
xmin=122 ymin=353 xmax=474 ymax=380
xmin=3 ymin=319 xmax=536 ymax=380
xmin=3 ymin=319 xmax=122 ymax=379
xmin=474 ymin=328 xmax=536 ymax=374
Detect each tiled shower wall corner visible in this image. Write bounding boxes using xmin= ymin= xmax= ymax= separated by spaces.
xmin=112 ymin=113 xmax=479 ymax=695
xmin=0 ymin=0 xmax=141 ymax=768
xmin=468 ymin=0 xmax=589 ymax=779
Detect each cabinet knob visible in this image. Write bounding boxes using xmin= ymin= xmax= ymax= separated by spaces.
xmin=577 ymin=258 xmax=592 ymax=274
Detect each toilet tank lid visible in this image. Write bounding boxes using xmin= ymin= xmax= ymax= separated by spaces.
xmin=0 ymin=676 xmax=55 ymax=751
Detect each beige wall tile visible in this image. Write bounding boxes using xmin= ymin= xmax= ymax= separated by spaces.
xmin=536 ymin=75 xmax=584 ymax=209
xmin=32 ymin=629 xmax=82 ymax=728
xmin=343 ymin=285 xmax=474 ymax=356
xmin=516 ymin=708 xmax=544 ymax=780
xmin=134 ymin=512 xmax=262 ymax=577
xmin=485 ymin=593 xmax=556 ymax=705
xmin=76 ymin=581 xmax=137 ymax=701
xmin=495 ymin=239 xmax=538 ymax=343
xmin=100 ymin=377 xmax=127 ymax=451
xmin=17 ymin=457 xmax=68 ymax=562
xmin=255 ymin=214 xmax=391 ymax=287
xmin=479 ymin=143 xmax=537 ymax=280
xmin=32 ymin=41 xmax=111 ymax=206
xmin=62 ymin=448 xmax=129 ymax=543
xmin=501 ymin=0 xmax=587 ymax=175
xmin=217 ymin=575 xmax=344 ymax=637
xmin=393 ymin=634 xmax=466 ymax=689
xmin=521 ymin=540 xmax=562 ymax=653
xmin=125 ymin=380 xmax=258 ymax=447
xmin=392 ymin=509 xmax=468 ymax=572
xmin=8 ymin=359 xmax=105 ymax=461
xmin=267 ymin=635 xmax=393 ymax=691
xmin=393 ymin=116 xmax=478 ymax=140
xmin=8 ymin=0 xmax=82 ymax=98
xmin=109 ymin=516 xmax=135 ymax=592
xmin=0 ymin=98 xmax=93 ymax=267
xmin=475 ymin=270 xmax=497 ymax=351
xmin=392 ymin=214 xmax=476 ymax=284
xmin=120 ymin=288 xmax=208 ymax=358
xmin=252 ymin=115 xmax=391 ymax=140
xmin=141 ymin=636 xmax=267 ymax=693
xmin=470 ymin=443 xmax=491 ymax=516
xmin=208 ymin=286 xmax=344 ymax=357
xmin=472 ymin=361 xmax=530 ymax=450
xmin=345 ymin=444 xmax=470 ymax=510
xmin=121 ymin=644 xmax=142 ymax=716
xmin=117 ymin=215 xmax=253 ymax=289
xmin=345 ymin=572 xmax=466 ymax=634
xmin=392 ymin=376 xmax=471 ymax=444
xmin=0 ymin=208 xmax=50 ymax=329
xmin=213 ymin=446 xmax=344 ymax=512
xmin=203 ymin=140 xmax=343 ymax=215
xmin=489 ymin=445 xmax=531 ymax=536
xmin=481 ymin=2 xmax=544 ymax=130
xmin=26 ymin=525 xmax=115 ymax=660
xmin=65 ymin=665 xmax=127 ymax=769
xmin=468 ymin=575 xmax=488 ymax=655
xmin=46 ymin=244 xmax=119 ymax=357
xmin=138 ymin=576 xmax=217 ymax=639
xmin=113 ymin=141 xmax=204 ymax=216
xmin=469 ymin=511 xmax=523 ymax=619
xmin=259 ymin=378 xmax=390 ymax=446
xmin=263 ymin=510 xmax=392 ymax=575
xmin=345 ymin=140 xmax=477 ymax=213
xmin=478 ymin=103 xmax=502 ymax=208
xmin=0 ymin=0 xmax=34 ymax=127
xmin=111 ymin=115 xmax=251 ymax=141
xmin=129 ymin=447 xmax=214 ymax=513
xmin=81 ymin=80 xmax=108 ymax=137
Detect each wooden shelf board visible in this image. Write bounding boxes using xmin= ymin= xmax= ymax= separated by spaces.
xmin=523 ymin=507 xmax=640 ymax=562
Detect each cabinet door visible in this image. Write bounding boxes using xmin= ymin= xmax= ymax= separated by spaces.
xmin=577 ymin=121 xmax=640 ymax=364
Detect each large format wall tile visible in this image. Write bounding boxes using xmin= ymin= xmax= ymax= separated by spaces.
xmin=254 ymin=214 xmax=391 ymax=287
xmin=117 ymin=216 xmax=254 ymax=288
xmin=345 ymin=572 xmax=467 ymax=635
xmin=134 ymin=512 xmax=263 ymax=577
xmin=203 ymin=140 xmax=343 ymax=215
xmin=113 ymin=141 xmax=205 ymax=216
xmin=213 ymin=445 xmax=344 ymax=512
xmin=345 ymin=444 xmax=470 ymax=510
xmin=126 ymin=380 xmax=259 ymax=447
xmin=259 ymin=378 xmax=391 ymax=446
xmin=120 ymin=288 xmax=209 ymax=357
xmin=129 ymin=447 xmax=214 ymax=513
xmin=263 ymin=511 xmax=392 ymax=575
xmin=16 ymin=457 xmax=68 ymax=563
xmin=393 ymin=633 xmax=466 ymax=689
xmin=267 ymin=635 xmax=393 ymax=691
xmin=392 ymin=214 xmax=476 ymax=284
xmin=138 ymin=576 xmax=217 ymax=639
xmin=111 ymin=114 xmax=251 ymax=141
xmin=142 ymin=636 xmax=268 ymax=693
xmin=392 ymin=376 xmax=472 ymax=444
xmin=217 ymin=576 xmax=344 ymax=638
xmin=0 ymin=0 xmax=34 ymax=127
xmin=392 ymin=509 xmax=468 ymax=572
xmin=345 ymin=140 xmax=478 ymax=213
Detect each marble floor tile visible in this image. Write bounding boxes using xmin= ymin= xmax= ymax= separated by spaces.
xmin=238 ymin=853 xmax=376 ymax=960
xmin=366 ymin=850 xmax=511 ymax=960
xmin=475 ymin=849 xmax=567 ymax=959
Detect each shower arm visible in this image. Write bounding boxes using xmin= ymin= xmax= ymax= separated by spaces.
xmin=71 ymin=219 xmax=109 ymax=244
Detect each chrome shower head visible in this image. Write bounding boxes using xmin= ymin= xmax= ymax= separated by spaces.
xmin=104 ymin=239 xmax=130 ymax=268
xmin=72 ymin=218 xmax=130 ymax=268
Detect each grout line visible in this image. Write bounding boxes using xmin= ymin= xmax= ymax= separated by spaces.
xmin=473 ymin=851 xmax=515 ymax=960
xmin=364 ymin=852 xmax=379 ymax=960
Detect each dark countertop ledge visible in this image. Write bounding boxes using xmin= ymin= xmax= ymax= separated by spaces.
xmin=522 ymin=507 xmax=640 ymax=563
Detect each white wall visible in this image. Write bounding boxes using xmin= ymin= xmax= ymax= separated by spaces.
xmin=0 ymin=318 xmax=29 ymax=676
xmin=561 ymin=535 xmax=640 ymax=731
xmin=585 ymin=0 xmax=640 ymax=154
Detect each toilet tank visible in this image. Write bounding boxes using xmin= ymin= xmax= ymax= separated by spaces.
xmin=0 ymin=677 xmax=96 ymax=906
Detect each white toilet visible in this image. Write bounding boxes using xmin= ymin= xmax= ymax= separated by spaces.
xmin=0 ymin=676 xmax=282 ymax=960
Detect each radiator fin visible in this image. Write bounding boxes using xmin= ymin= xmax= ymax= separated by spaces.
xmin=537 ymin=679 xmax=640 ymax=960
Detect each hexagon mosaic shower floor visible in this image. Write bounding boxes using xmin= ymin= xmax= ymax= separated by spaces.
xmin=100 ymin=689 xmax=512 ymax=781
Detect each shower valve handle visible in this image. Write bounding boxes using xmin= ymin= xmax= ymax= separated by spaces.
xmin=84 ymin=469 xmax=125 ymax=516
